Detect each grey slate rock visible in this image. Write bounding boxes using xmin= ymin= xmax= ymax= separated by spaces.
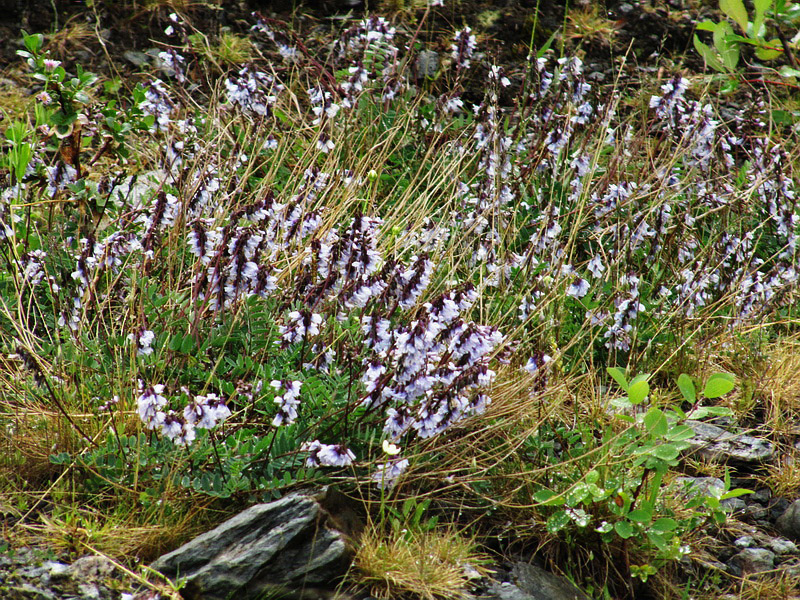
xmin=674 ymin=477 xmax=747 ymax=512
xmin=727 ymin=548 xmax=775 ymax=576
xmin=776 ymin=499 xmax=800 ymax=541
xmin=150 ymin=491 xmax=351 ymax=600
xmin=122 ymin=51 xmax=150 ymax=67
xmin=480 ymin=563 xmax=589 ymax=600
xmin=416 ymin=50 xmax=439 ymax=79
xmin=683 ymin=421 xmax=774 ymax=464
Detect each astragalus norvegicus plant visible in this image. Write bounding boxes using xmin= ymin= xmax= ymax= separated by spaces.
xmin=1 ymin=3 xmax=799 ymax=599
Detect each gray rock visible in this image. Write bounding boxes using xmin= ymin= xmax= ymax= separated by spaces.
xmin=416 ymin=50 xmax=439 ymax=79
xmin=8 ymin=584 xmax=57 ymax=600
xmin=683 ymin=420 xmax=774 ymax=464
xmin=768 ymin=538 xmax=798 ymax=555
xmin=480 ymin=563 xmax=589 ymax=600
xmin=776 ymin=499 xmax=800 ymax=541
xmin=150 ymin=491 xmax=352 ymax=600
xmin=65 ymin=556 xmax=117 ymax=581
xmin=728 ymin=548 xmax=775 ymax=575
xmin=742 ymin=504 xmax=768 ymax=520
xmin=514 ymin=563 xmax=590 ymax=600
xmin=750 ymin=488 xmax=772 ymax=504
xmin=122 ymin=51 xmax=150 ymax=67
xmin=674 ymin=477 xmax=747 ymax=512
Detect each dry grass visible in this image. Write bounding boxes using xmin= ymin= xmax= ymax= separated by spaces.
xmin=189 ymin=31 xmax=254 ymax=69
xmin=565 ymin=4 xmax=620 ymax=49
xmin=352 ymin=523 xmax=487 ymax=600
xmin=45 ymin=18 xmax=97 ymax=60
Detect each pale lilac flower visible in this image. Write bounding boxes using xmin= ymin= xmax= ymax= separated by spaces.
xmin=302 ymin=440 xmax=355 ymax=467
xmin=523 ymin=353 xmax=552 ymax=375
xmin=451 ymin=27 xmax=477 ymax=70
xmin=137 ymin=383 xmax=167 ymax=430
xmin=184 ymin=393 xmax=231 ymax=429
xmin=21 ymin=250 xmax=47 ymax=286
xmin=140 ymin=79 xmax=175 ymax=131
xmin=318 ymin=444 xmax=355 ymax=467
xmin=280 ymin=311 xmax=322 ymax=344
xmin=271 ymin=380 xmax=302 ymax=426
xmin=567 ymin=277 xmax=590 ymax=298
xmin=587 ymin=255 xmax=605 ymax=278
xmin=372 ymin=459 xmax=409 ymax=489
xmin=45 ymin=163 xmax=77 ymax=196
xmin=226 ymin=66 xmax=284 ymax=117
xmin=317 ymin=133 xmax=335 ymax=153
xmin=128 ymin=329 xmax=156 ymax=356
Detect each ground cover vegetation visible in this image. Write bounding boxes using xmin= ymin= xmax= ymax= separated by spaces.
xmin=2 ymin=0 xmax=800 ymax=598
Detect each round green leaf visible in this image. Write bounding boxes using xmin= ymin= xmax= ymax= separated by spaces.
xmin=547 ymin=511 xmax=571 ymax=534
xmin=703 ymin=373 xmax=735 ymax=399
xmin=615 ymin=520 xmax=634 ymax=539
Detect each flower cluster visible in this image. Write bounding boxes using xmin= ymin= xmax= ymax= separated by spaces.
xmin=226 ymin=66 xmax=284 ymax=117
xmin=451 ymin=27 xmax=477 ymax=70
xmin=271 ymin=380 xmax=303 ymax=427
xmin=302 ymin=440 xmax=356 ymax=467
xmin=137 ymin=383 xmax=231 ymax=446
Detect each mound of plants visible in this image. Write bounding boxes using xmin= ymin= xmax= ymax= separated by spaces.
xmin=2 ymin=2 xmax=800 ymax=598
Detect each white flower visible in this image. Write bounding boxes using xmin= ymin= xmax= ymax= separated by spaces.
xmin=271 ymin=380 xmax=303 ymax=427
xmin=128 ymin=329 xmax=155 ymax=356
xmin=382 ymin=439 xmax=401 ymax=455
xmin=523 ymin=354 xmax=551 ymax=375
xmin=302 ymin=440 xmax=355 ymax=467
xmin=317 ymin=134 xmax=335 ymax=153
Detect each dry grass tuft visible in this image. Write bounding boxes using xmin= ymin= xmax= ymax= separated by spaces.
xmin=45 ymin=18 xmax=97 ymax=59
xmin=565 ymin=4 xmax=620 ymax=49
xmin=353 ymin=524 xmax=487 ymax=600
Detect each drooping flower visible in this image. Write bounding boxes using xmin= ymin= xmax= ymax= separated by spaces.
xmin=137 ymin=383 xmax=167 ymax=430
xmin=127 ymin=329 xmax=156 ymax=356
xmin=372 ymin=458 xmax=409 ymax=489
xmin=302 ymin=440 xmax=355 ymax=467
xmin=271 ymin=380 xmax=303 ymax=427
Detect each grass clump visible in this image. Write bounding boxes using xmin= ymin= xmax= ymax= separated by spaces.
xmin=353 ymin=524 xmax=486 ymax=600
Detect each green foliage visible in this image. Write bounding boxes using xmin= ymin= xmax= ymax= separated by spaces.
xmin=528 ymin=370 xmax=746 ymax=580
xmin=694 ymin=0 xmax=800 ymax=84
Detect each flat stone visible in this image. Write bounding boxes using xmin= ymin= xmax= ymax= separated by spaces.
xmin=514 ymin=563 xmax=590 ymax=600
xmin=150 ymin=491 xmax=351 ymax=600
xmin=122 ymin=51 xmax=150 ymax=67
xmin=683 ymin=420 xmax=774 ymax=464
xmin=480 ymin=563 xmax=590 ymax=600
xmin=416 ymin=50 xmax=439 ymax=79
xmin=768 ymin=538 xmax=798 ymax=555
xmin=65 ymin=556 xmax=117 ymax=581
xmin=7 ymin=583 xmax=57 ymax=600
